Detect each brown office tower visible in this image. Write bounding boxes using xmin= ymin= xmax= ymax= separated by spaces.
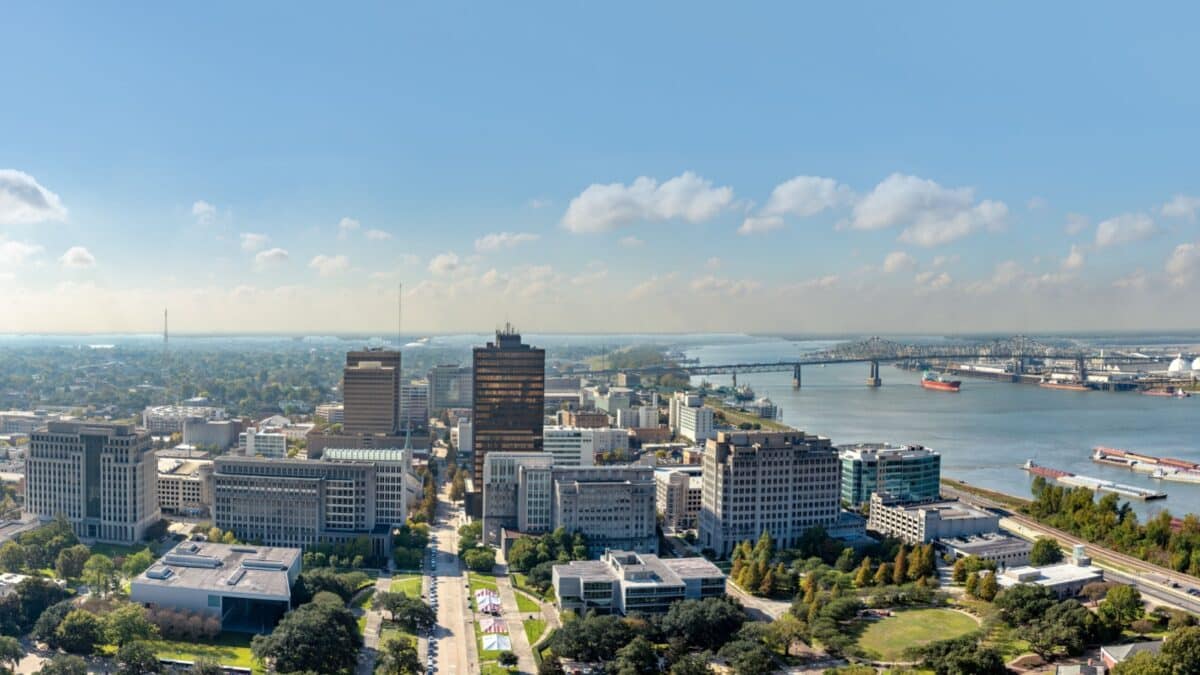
xmin=471 ymin=326 xmax=545 ymax=489
xmin=343 ymin=349 xmax=401 ymax=435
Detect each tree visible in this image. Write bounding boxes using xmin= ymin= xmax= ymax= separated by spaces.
xmin=251 ymin=600 xmax=361 ymax=674
xmin=1162 ymin=625 xmax=1200 ymax=674
xmin=15 ymin=577 xmax=70 ymax=633
xmin=55 ymin=609 xmax=104 ymax=655
xmin=187 ymin=660 xmax=225 ymax=675
xmin=116 ymin=640 xmax=161 ymax=675
xmin=55 ymin=544 xmax=92 ymax=580
xmin=106 ymin=603 xmax=160 ymax=646
xmin=917 ymin=637 xmax=1006 ymax=675
xmin=538 ymin=652 xmax=566 ymax=675
xmin=0 ymin=541 xmax=24 ymax=572
xmin=35 ymin=655 xmax=89 ymax=675
xmin=83 ymin=554 xmax=116 ymax=597
xmin=377 ymin=594 xmax=436 ymax=632
xmin=33 ymin=599 xmax=75 ymax=648
xmin=122 ymin=549 xmax=157 ymax=578
xmin=549 ymin=614 xmax=634 ymax=662
xmin=1131 ymin=618 xmax=1157 ymax=637
xmin=1100 ymin=585 xmax=1143 ymax=628
xmin=994 ymin=583 xmax=1057 ymax=625
xmin=874 ymin=562 xmax=891 ymax=586
xmin=1030 ymin=537 xmax=1064 ymax=566
xmin=717 ymin=639 xmax=774 ymax=675
xmin=0 ymin=636 xmax=21 ymax=673
xmin=1113 ymin=651 xmax=1171 ymax=675
xmin=376 ymin=637 xmax=421 ymax=675
xmin=660 ymin=597 xmax=746 ymax=651
xmin=463 ymin=547 xmax=496 ymax=573
xmin=976 ymin=571 xmax=998 ymax=601
xmin=614 ymin=636 xmax=658 ymax=675
xmin=964 ymin=572 xmax=979 ymax=597
xmin=669 ymin=652 xmax=712 ymax=675
xmin=498 ymin=651 xmax=519 ymax=667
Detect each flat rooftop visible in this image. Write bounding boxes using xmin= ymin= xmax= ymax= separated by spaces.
xmin=939 ymin=533 xmax=1032 ymax=556
xmin=885 ymin=499 xmax=994 ymax=520
xmin=157 ymin=457 xmax=212 ymax=476
xmin=838 ymin=443 xmax=938 ymax=461
xmin=134 ymin=541 xmax=300 ymax=600
xmin=322 ymin=447 xmax=408 ymax=462
xmin=999 ymin=561 xmax=1102 ymax=587
xmin=556 ymin=550 xmax=724 ymax=585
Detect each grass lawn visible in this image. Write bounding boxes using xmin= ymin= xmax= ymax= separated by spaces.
xmin=514 ymin=590 xmax=540 ymax=613
xmin=856 ymin=608 xmax=979 ymax=662
xmin=469 ymin=572 xmax=498 ymax=592
xmin=380 ymin=625 xmax=417 ymax=647
xmin=480 ymin=663 xmax=515 ymax=675
xmin=474 ymin=621 xmax=504 ymax=660
xmin=148 ymin=634 xmax=261 ymax=673
xmin=89 ymin=542 xmax=150 ymax=559
xmin=524 ymin=618 xmax=547 ymax=645
xmin=390 ymin=574 xmax=423 ymax=597
xmin=352 ymin=588 xmax=376 ymax=611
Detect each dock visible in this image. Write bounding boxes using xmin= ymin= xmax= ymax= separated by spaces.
xmin=1023 ymin=460 xmax=1167 ymax=500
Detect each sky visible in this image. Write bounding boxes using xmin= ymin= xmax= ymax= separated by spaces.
xmin=3 ymin=2 xmax=1200 ymax=335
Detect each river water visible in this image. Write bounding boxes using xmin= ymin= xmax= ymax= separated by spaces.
xmin=684 ymin=337 xmax=1200 ymax=519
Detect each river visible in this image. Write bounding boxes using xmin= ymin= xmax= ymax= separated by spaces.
xmin=684 ymin=337 xmax=1200 ymax=519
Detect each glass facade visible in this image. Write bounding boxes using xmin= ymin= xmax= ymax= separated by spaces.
xmin=471 ymin=330 xmax=545 ymax=486
xmin=840 ymin=445 xmax=941 ymax=507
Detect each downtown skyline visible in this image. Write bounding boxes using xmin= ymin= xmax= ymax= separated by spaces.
xmin=3 ymin=3 xmax=1200 ymax=334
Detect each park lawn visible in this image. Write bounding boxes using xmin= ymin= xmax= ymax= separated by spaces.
xmin=515 ymin=590 xmax=540 ymax=613
xmin=470 ymin=572 xmax=498 ymax=592
xmin=856 ymin=608 xmax=980 ymax=662
xmin=147 ymin=634 xmax=262 ymax=674
xmin=379 ymin=625 xmax=417 ymax=647
xmin=480 ymin=663 xmax=515 ymax=675
xmin=90 ymin=542 xmax=151 ymax=559
xmin=390 ymin=574 xmax=423 ymax=597
xmin=353 ymin=588 xmax=376 ymax=610
xmin=524 ymin=618 xmax=546 ymax=646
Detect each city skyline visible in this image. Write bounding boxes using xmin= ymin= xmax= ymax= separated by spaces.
xmin=3 ymin=3 xmax=1200 ymax=333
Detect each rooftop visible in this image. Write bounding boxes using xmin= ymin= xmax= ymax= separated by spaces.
xmin=999 ymin=561 xmax=1103 ymax=588
xmin=157 ymin=457 xmax=213 ymax=476
xmin=878 ymin=497 xmax=994 ymax=520
xmin=838 ymin=443 xmax=939 ymax=461
xmin=322 ymin=447 xmax=409 ymax=462
xmin=134 ymin=541 xmax=300 ymax=600
xmin=555 ymin=550 xmax=724 ymax=585
xmin=1102 ymin=640 xmax=1162 ymax=663
xmin=939 ymin=533 xmax=1032 ymax=556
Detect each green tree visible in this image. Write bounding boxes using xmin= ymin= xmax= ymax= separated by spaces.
xmin=33 ymin=599 xmax=75 ymax=648
xmin=105 ymin=603 xmax=159 ymax=647
xmin=34 ymin=655 xmax=89 ymax=675
xmin=376 ymin=637 xmax=421 ymax=675
xmin=250 ymin=600 xmax=361 ymax=674
xmin=964 ymin=572 xmax=979 ymax=597
xmin=1113 ymin=651 xmax=1171 ymax=675
xmin=614 ymin=636 xmax=658 ymax=675
xmin=463 ymin=547 xmax=496 ymax=573
xmin=660 ymin=597 xmax=745 ymax=651
xmin=668 ymin=652 xmax=712 ymax=675
xmin=976 ymin=572 xmax=998 ymax=601
xmin=0 ymin=541 xmax=24 ymax=572
xmin=0 ymin=636 xmax=21 ymax=673
xmin=498 ymin=651 xmax=519 ymax=667
xmin=187 ymin=660 xmax=226 ymax=675
xmin=55 ymin=544 xmax=92 ymax=580
xmin=717 ymin=639 xmax=774 ymax=675
xmin=1030 ymin=537 xmax=1064 ymax=566
xmin=1162 ymin=625 xmax=1200 ymax=674
xmin=55 ymin=609 xmax=104 ymax=655
xmin=1100 ymin=585 xmax=1143 ymax=628
xmin=83 ymin=554 xmax=116 ymax=597
xmin=116 ymin=640 xmax=161 ymax=675
xmin=122 ymin=549 xmax=156 ymax=578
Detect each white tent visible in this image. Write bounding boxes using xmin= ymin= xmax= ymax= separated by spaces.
xmin=482 ymin=634 xmax=512 ymax=652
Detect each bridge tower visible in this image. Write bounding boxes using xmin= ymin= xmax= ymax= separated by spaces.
xmin=792 ymin=364 xmax=802 ymax=389
xmin=732 ymin=372 xmax=737 ymax=388
xmin=866 ymin=360 xmax=882 ymax=387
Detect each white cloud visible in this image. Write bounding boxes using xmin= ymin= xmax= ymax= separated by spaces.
xmin=474 ymin=232 xmax=539 ymax=253
xmin=1062 ymin=244 xmax=1085 ymax=271
xmin=789 ymin=274 xmax=840 ymax=291
xmin=0 ymin=239 xmax=43 ymax=266
xmin=1166 ymin=242 xmax=1200 ymax=287
xmin=58 ymin=246 xmax=95 ymax=269
xmin=848 ymin=173 xmax=1007 ymax=247
xmin=1064 ymin=213 xmax=1090 ymax=235
xmin=0 ymin=170 xmax=68 ymax=225
xmin=1161 ymin=195 xmax=1200 ymax=222
xmin=1113 ymin=269 xmax=1148 ymax=291
xmin=1027 ymin=196 xmax=1048 ymax=210
xmin=309 ymin=254 xmax=349 ymax=276
xmin=561 ymin=171 xmax=734 ymax=233
xmin=915 ymin=270 xmax=952 ymax=290
xmin=428 ymin=251 xmax=460 ymax=276
xmin=365 ymin=229 xmax=392 ymax=241
xmin=528 ymin=198 xmax=551 ymax=209
xmin=337 ymin=217 xmax=360 ymax=239
xmin=191 ymin=200 xmax=217 ymax=225
xmin=689 ymin=275 xmax=763 ymax=296
xmin=255 ymin=248 xmax=289 ymax=266
xmin=240 ymin=233 xmax=269 ymax=252
xmin=737 ymin=215 xmax=784 ymax=236
xmin=618 ymin=236 xmax=644 ymax=248
xmin=883 ymin=251 xmax=916 ymax=273
xmin=1095 ymin=213 xmax=1158 ymax=248
xmin=762 ymin=176 xmax=853 ymax=218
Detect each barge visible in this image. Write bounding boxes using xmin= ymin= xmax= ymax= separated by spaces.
xmin=1023 ymin=460 xmax=1167 ymax=500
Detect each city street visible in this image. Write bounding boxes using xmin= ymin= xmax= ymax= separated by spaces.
xmin=429 ymin=483 xmax=475 ymax=675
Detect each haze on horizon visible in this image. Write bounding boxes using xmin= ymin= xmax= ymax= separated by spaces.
xmin=3 ymin=3 xmax=1200 ymax=335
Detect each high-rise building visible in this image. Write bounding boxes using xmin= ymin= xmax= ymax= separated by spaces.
xmin=668 ymin=392 xmax=702 ymax=435
xmin=25 ymin=421 xmax=159 ymax=544
xmin=542 ymin=426 xmax=628 ymax=467
xmin=399 ymin=379 xmax=430 ymax=430
xmin=238 ymin=427 xmax=287 ymax=458
xmin=157 ymin=457 xmax=214 ymax=516
xmin=838 ymin=443 xmax=941 ymax=507
xmin=481 ymin=452 xmax=555 ymax=545
xmin=343 ymin=349 xmax=401 ymax=435
xmin=699 ymin=430 xmax=840 ymax=558
xmin=428 ymin=365 xmax=473 ymax=412
xmin=655 ymin=465 xmax=703 ymax=531
xmin=322 ymin=448 xmax=410 ymax=528
xmin=471 ymin=327 xmax=544 ymax=487
xmin=677 ymin=405 xmax=714 ymax=442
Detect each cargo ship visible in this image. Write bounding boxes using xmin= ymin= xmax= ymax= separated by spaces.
xmin=1092 ymin=447 xmax=1200 ymax=484
xmin=1142 ymin=389 xmax=1191 ymax=398
xmin=921 ymin=371 xmax=961 ymax=392
xmin=1039 ymin=377 xmax=1090 ymax=391
xmin=1022 ymin=460 xmax=1167 ymax=500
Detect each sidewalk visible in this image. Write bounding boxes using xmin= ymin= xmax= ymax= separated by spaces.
xmin=494 ymin=569 xmax=537 ymax=675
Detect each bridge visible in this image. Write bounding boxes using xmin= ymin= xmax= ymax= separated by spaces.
xmin=592 ymin=336 xmax=1166 ymax=388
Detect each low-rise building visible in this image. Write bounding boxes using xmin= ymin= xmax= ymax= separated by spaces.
xmin=542 ymin=426 xmax=627 ymax=466
xmin=315 ymin=403 xmax=344 ymax=424
xmin=996 ymin=559 xmax=1103 ymax=599
xmin=157 ymin=458 xmax=214 ymax=517
xmin=866 ymin=493 xmax=999 ymax=544
xmin=655 ymin=465 xmax=702 ymax=531
xmin=1101 ymin=641 xmax=1161 ymax=670
xmin=238 ymin=427 xmax=287 ymax=458
xmin=838 ymin=443 xmax=941 ymax=507
xmin=182 ymin=418 xmax=239 ymax=451
xmin=676 ymin=405 xmax=714 ymax=442
xmin=143 ymin=405 xmax=227 ymax=435
xmin=131 ymin=541 xmax=300 ymax=632
xmin=553 ymin=550 xmax=725 ymax=615
xmin=939 ymin=533 xmax=1032 ymax=568
xmin=560 ymin=410 xmax=610 ymax=429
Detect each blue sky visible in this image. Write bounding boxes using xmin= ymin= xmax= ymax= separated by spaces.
xmin=2 ymin=2 xmax=1199 ymax=333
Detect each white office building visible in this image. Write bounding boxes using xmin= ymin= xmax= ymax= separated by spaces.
xmin=542 ymin=426 xmax=627 ymax=466
xmin=668 ymin=392 xmax=702 ymax=434
xmin=553 ymin=550 xmax=725 ymax=615
xmin=866 ymin=493 xmax=1000 ymax=544
xmin=655 ymin=465 xmax=703 ymax=531
xmin=322 ymin=447 xmax=410 ymax=527
xmin=143 ymin=405 xmax=227 ymax=435
xmin=238 ymin=427 xmax=287 ymax=458
xmin=677 ymin=404 xmax=714 ymax=442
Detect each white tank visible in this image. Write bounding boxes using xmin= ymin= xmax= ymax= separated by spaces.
xmin=1168 ymin=355 xmax=1188 ymax=373
xmin=1192 ymin=357 xmax=1200 ymax=371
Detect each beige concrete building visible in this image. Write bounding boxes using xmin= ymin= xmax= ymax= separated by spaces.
xmin=655 ymin=465 xmax=702 ymax=531
xmin=343 ymin=349 xmax=401 ymax=435
xmin=866 ymin=493 xmax=1000 ymax=544
xmin=156 ymin=457 xmax=214 ymax=516
xmin=25 ymin=421 xmax=159 ymax=544
xmin=554 ymin=466 xmax=657 ymax=554
xmin=698 ymin=430 xmax=840 ymax=558
xmin=553 ymin=550 xmax=725 ymax=615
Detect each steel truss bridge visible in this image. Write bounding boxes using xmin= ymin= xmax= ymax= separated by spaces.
xmin=591 ymin=336 xmax=1165 ymax=388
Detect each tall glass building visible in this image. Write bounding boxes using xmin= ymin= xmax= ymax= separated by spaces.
xmin=839 ymin=443 xmax=941 ymax=507
xmin=471 ymin=327 xmax=545 ymax=489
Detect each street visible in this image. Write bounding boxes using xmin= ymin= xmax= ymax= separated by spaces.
xmin=429 ymin=482 xmax=474 ymax=675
